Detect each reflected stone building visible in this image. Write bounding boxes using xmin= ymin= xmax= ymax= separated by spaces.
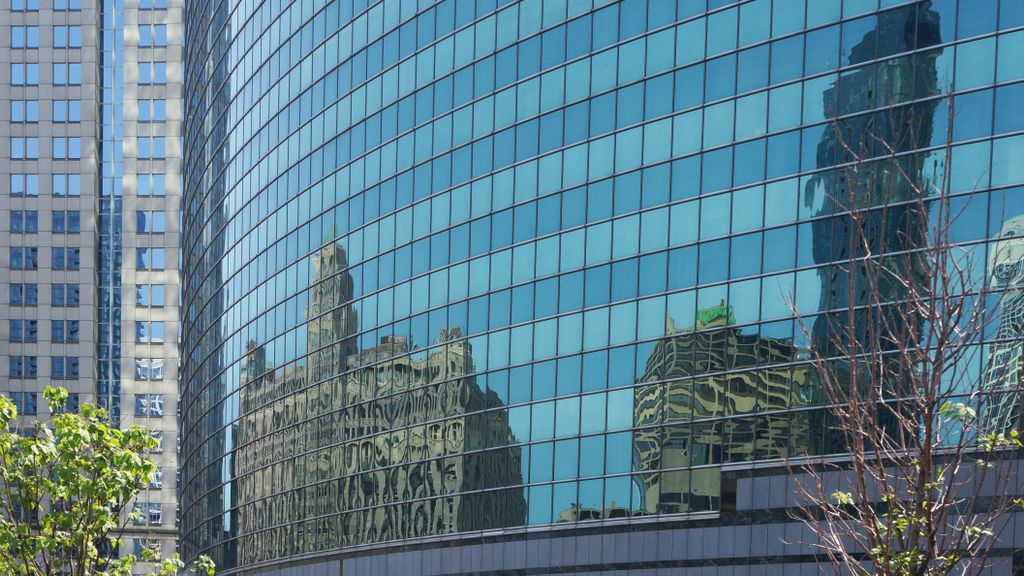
xmin=633 ymin=305 xmax=815 ymax=517
xmin=232 ymin=244 xmax=524 ymax=565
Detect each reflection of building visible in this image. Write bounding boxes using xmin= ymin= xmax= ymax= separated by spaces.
xmin=231 ymin=244 xmax=524 ymax=565
xmin=633 ymin=306 xmax=814 ymax=515
xmin=982 ymin=216 xmax=1024 ymax=431
xmin=811 ymin=4 xmax=937 ymax=342
xmin=232 ymin=329 xmax=526 ymax=565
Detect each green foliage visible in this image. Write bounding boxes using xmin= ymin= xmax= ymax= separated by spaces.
xmin=0 ymin=387 xmax=214 ymax=576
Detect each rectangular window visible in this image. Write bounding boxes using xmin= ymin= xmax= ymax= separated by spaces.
xmin=138 ymin=0 xmax=168 ymax=9
xmin=136 ymin=210 xmax=167 ymax=233
xmin=52 ymin=174 xmax=81 ymax=196
xmin=51 ymin=284 xmax=80 ymax=307
xmin=51 ymin=393 xmax=80 ymax=414
xmin=10 ymin=247 xmax=38 ymax=270
xmin=11 ymin=0 xmax=41 ymax=11
xmin=10 ymin=100 xmax=39 ymax=122
xmin=52 ymin=210 xmax=81 ymax=233
xmin=53 ymin=25 xmax=82 ymax=48
xmin=135 ymin=394 xmax=165 ymax=416
xmin=10 ymin=174 xmax=40 ymax=197
xmin=9 ymin=356 xmax=37 ymax=379
xmin=132 ymin=503 xmax=163 ymax=525
xmin=135 ymin=321 xmax=165 ymax=343
xmin=138 ymin=24 xmax=168 ymax=47
xmin=50 ymin=357 xmax=64 ymax=379
xmin=51 ymin=247 xmax=80 ymax=270
xmin=148 ymin=469 xmax=164 ymax=489
xmin=10 ymin=63 xmax=39 ymax=85
xmin=10 ymin=210 xmax=39 ymax=233
xmin=52 ymin=137 xmax=81 ymax=159
xmin=51 ymin=320 xmax=80 ymax=343
xmin=11 ymin=137 xmax=40 ymax=159
xmin=134 ymin=358 xmax=165 ymax=380
xmin=52 ymin=100 xmax=82 ymax=122
xmin=148 ymin=432 xmax=164 ymax=453
xmin=148 ymin=504 xmax=162 ymax=525
xmin=9 ymin=392 xmax=37 ymax=415
xmin=137 ymin=173 xmax=166 ymax=196
xmin=137 ymin=136 xmax=166 ymax=159
xmin=52 ymin=0 xmax=82 ymax=10
xmin=9 ymin=319 xmax=38 ymax=342
xmin=135 ymin=284 xmax=166 ymax=307
xmin=135 ymin=247 xmax=166 ymax=270
xmin=138 ymin=62 xmax=167 ymax=84
xmin=52 ymin=63 xmax=82 ymax=85
xmin=9 ymin=284 xmax=38 ymax=306
xmin=137 ymin=99 xmax=167 ymax=122
xmin=11 ymin=26 xmax=39 ymax=48
xmin=51 ymin=357 xmax=79 ymax=380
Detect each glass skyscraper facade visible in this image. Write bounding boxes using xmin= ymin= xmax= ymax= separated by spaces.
xmin=180 ymin=0 xmax=1024 ymax=573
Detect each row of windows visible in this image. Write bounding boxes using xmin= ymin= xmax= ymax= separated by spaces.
xmin=8 ymin=319 xmax=80 ymax=342
xmin=8 ymin=137 xmax=174 ymax=159
xmin=10 ymin=99 xmax=84 ymax=122
xmin=9 ymin=174 xmax=81 ymax=196
xmin=8 ymin=356 xmax=79 ymax=379
xmin=9 ymin=136 xmax=82 ymax=159
xmin=11 ymin=25 xmax=82 ymax=49
xmin=9 ymin=246 xmax=81 ymax=270
xmin=9 ymin=62 xmax=170 ymax=85
xmin=9 ymin=0 xmax=164 ymax=10
xmin=16 ymin=174 xmax=168 ymax=197
xmin=12 ymin=25 xmax=162 ymax=51
xmin=4 ymin=391 xmax=80 ymax=414
xmin=8 ymin=283 xmax=80 ymax=306
xmin=8 ymin=210 xmax=81 ymax=233
xmin=11 ymin=0 xmax=85 ymax=10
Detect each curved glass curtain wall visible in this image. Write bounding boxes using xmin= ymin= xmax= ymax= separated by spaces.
xmin=181 ymin=0 xmax=1024 ymax=570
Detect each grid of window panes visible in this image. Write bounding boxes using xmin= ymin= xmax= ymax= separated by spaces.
xmin=4 ymin=0 xmax=91 ymax=394
xmin=180 ymin=0 xmax=1024 ymax=570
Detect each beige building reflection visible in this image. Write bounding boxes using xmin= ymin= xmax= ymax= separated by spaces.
xmin=631 ymin=304 xmax=815 ymax=516
xmin=232 ymin=241 xmax=525 ymax=565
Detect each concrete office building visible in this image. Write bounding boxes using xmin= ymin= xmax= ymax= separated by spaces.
xmin=0 ymin=0 xmax=182 ymax=569
xmin=180 ymin=0 xmax=1024 ymax=574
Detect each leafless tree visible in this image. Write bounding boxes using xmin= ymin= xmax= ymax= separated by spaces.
xmin=787 ymin=96 xmax=1024 ymax=575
